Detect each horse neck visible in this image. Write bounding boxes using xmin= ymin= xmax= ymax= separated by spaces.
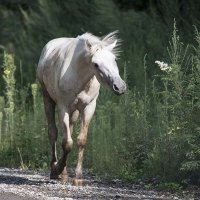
xmin=69 ymin=39 xmax=93 ymax=85
xmin=73 ymin=53 xmax=94 ymax=89
xmin=59 ymin=39 xmax=94 ymax=94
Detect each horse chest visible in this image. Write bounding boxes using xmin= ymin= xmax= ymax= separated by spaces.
xmin=70 ymin=90 xmax=96 ymax=112
xmin=69 ymin=78 xmax=100 ymax=112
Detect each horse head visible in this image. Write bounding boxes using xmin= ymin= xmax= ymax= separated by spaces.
xmin=85 ymin=32 xmax=126 ymax=95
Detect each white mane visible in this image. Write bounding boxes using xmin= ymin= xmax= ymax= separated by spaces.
xmin=78 ymin=32 xmax=100 ymax=44
xmin=78 ymin=31 xmax=121 ymax=57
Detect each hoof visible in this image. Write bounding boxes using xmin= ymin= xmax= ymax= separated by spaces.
xmin=73 ymin=179 xmax=83 ymax=186
xmin=50 ymin=166 xmax=60 ymax=180
xmin=50 ymin=162 xmax=67 ymax=180
xmin=50 ymin=172 xmax=60 ymax=179
xmin=61 ymin=175 xmax=68 ymax=183
xmin=60 ymin=168 xmax=68 ymax=183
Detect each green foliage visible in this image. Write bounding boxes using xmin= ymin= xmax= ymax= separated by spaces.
xmin=87 ymin=24 xmax=200 ymax=186
xmin=156 ymin=182 xmax=183 ymax=193
xmin=2 ymin=52 xmax=16 ymax=145
xmin=86 ymin=87 xmax=150 ymax=180
xmin=144 ymin=181 xmax=183 ymax=193
xmin=143 ymin=24 xmax=200 ymax=185
xmin=0 ymin=52 xmax=49 ymax=169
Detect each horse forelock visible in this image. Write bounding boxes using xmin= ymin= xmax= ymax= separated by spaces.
xmin=78 ymin=33 xmax=101 ymax=46
xmin=78 ymin=31 xmax=121 ymax=58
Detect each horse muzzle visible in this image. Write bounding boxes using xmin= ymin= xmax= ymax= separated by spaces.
xmin=112 ymin=78 xmax=126 ymax=95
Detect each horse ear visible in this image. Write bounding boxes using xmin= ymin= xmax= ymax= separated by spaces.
xmin=106 ymin=40 xmax=117 ymax=51
xmin=85 ymin=39 xmax=92 ymax=51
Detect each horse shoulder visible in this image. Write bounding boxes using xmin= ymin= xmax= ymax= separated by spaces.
xmin=77 ymin=76 xmax=100 ymax=105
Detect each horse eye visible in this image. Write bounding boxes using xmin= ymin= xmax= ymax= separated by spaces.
xmin=94 ymin=63 xmax=99 ymax=68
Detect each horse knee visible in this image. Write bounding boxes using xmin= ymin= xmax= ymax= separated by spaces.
xmin=77 ymin=135 xmax=87 ymax=147
xmin=62 ymin=138 xmax=73 ymax=153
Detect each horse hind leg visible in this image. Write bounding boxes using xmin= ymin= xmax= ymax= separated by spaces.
xmin=41 ymin=85 xmax=58 ymax=179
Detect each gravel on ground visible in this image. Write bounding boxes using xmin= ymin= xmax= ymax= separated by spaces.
xmin=0 ymin=168 xmax=195 ymax=200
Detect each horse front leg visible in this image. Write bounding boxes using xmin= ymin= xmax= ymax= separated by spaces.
xmin=70 ymin=110 xmax=79 ymax=133
xmin=51 ymin=107 xmax=73 ymax=182
xmin=73 ymin=99 xmax=97 ymax=186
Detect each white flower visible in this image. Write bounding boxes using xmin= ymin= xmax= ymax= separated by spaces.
xmin=155 ymin=60 xmax=172 ymax=72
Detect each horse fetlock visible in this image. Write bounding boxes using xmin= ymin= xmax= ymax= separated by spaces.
xmin=75 ymin=166 xmax=83 ymax=178
xmin=51 ymin=161 xmax=57 ymax=168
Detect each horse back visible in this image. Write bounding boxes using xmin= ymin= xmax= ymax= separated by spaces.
xmin=37 ymin=38 xmax=75 ymax=101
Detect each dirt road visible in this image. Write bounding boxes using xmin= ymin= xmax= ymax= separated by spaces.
xmin=0 ymin=168 xmax=193 ymax=200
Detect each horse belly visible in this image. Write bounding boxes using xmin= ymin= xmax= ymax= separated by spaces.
xmin=41 ymin=66 xmax=59 ymax=102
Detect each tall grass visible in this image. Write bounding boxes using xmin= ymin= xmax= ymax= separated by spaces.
xmin=86 ymin=24 xmax=200 ymax=186
xmin=0 ymin=53 xmax=49 ymax=168
xmin=2 ymin=53 xmax=16 ymax=146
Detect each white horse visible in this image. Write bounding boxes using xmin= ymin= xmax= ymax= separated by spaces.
xmin=37 ymin=31 xmax=126 ymax=186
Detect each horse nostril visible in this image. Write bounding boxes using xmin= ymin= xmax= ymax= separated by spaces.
xmin=113 ymin=84 xmax=119 ymax=92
